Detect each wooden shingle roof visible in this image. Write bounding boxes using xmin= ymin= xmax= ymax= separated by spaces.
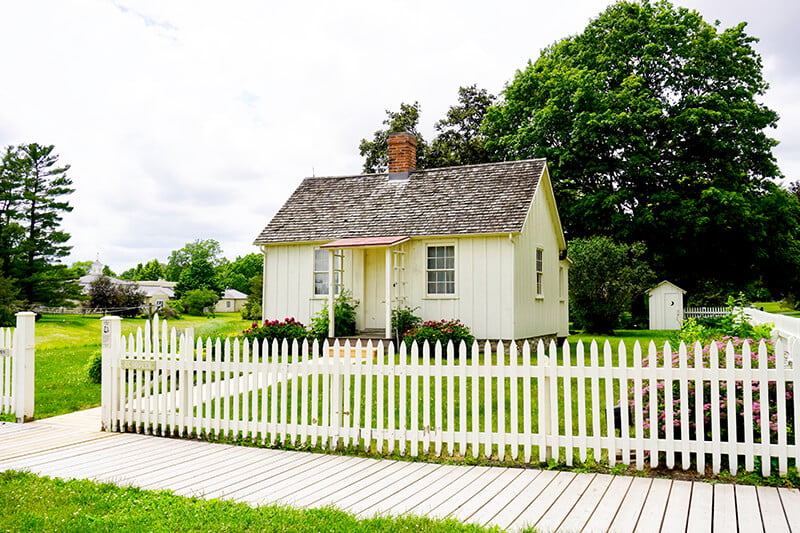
xmin=254 ymin=159 xmax=546 ymax=245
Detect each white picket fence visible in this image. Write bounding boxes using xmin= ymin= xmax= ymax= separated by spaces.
xmin=746 ymin=307 xmax=800 ymax=350
xmin=0 ymin=312 xmax=36 ymax=422
xmin=101 ymin=315 xmax=799 ymax=477
xmin=683 ymin=306 xmax=728 ymax=318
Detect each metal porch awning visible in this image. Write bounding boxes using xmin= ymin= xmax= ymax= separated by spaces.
xmin=320 ymin=235 xmax=409 ymax=249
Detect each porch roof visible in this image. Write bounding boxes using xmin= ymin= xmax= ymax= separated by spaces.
xmin=320 ymin=235 xmax=409 ymax=249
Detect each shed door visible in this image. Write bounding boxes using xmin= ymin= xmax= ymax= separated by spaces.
xmin=665 ymin=291 xmax=681 ymax=329
xmin=363 ymin=248 xmax=386 ymax=330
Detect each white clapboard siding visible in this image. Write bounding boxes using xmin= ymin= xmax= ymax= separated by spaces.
xmin=102 ymin=315 xmax=800 ymax=477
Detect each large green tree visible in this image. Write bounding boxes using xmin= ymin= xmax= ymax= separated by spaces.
xmin=359 ymin=86 xmax=496 ymax=173
xmin=484 ymin=0 xmax=797 ymax=299
xmin=217 ymin=253 xmax=262 ymax=294
xmin=427 ymin=85 xmax=495 ymax=168
xmin=0 ymin=143 xmax=79 ymax=306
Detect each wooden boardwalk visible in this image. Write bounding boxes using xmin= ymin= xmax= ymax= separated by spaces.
xmin=1 ymin=409 xmax=798 ymax=532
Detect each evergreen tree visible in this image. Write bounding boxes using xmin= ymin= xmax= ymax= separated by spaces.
xmin=0 ymin=143 xmax=78 ymax=306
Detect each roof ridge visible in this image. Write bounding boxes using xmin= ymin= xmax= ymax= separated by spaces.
xmin=303 ymin=158 xmax=546 ymax=180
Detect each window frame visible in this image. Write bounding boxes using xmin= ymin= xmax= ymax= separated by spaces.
xmin=535 ymin=247 xmax=544 ymax=298
xmin=425 ymin=243 xmax=457 ymax=298
xmin=312 ymin=248 xmax=341 ymax=298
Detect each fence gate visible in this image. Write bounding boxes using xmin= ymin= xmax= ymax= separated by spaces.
xmin=0 ymin=312 xmax=36 ymax=422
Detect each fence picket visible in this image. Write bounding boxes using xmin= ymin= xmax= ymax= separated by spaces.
xmin=606 ymin=341 xmax=618 ymax=467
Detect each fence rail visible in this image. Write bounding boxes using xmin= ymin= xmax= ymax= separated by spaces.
xmin=0 ymin=312 xmax=36 ymax=422
xmin=101 ymin=315 xmax=799 ymax=477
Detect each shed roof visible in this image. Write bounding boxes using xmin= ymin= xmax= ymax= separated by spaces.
xmin=254 ymin=159 xmax=546 ymax=245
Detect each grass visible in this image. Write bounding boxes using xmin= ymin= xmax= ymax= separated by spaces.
xmin=0 ymin=470 xmax=503 ymax=533
xmin=33 ymin=313 xmax=251 ymax=420
xmin=754 ymin=301 xmax=800 ymax=318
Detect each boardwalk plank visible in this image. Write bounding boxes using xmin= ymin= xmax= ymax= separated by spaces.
xmin=634 ymin=478 xmax=671 ymax=532
xmin=295 ymin=459 xmax=415 ymax=509
xmin=252 ymin=456 xmax=375 ymax=504
xmin=582 ymin=475 xmax=633 ymax=533
xmin=0 ymin=433 xmax=126 ymax=470
xmin=685 ymin=481 xmax=712 ymax=533
xmin=130 ymin=445 xmax=290 ymax=493
xmin=736 ymin=485 xmax=764 ymax=533
xmin=356 ymin=464 xmax=477 ymax=517
xmin=609 ymin=477 xmax=652 ymax=532
xmin=778 ymin=488 xmax=800 ymax=533
xmin=222 ymin=453 xmax=348 ymax=503
xmin=661 ymin=480 xmax=692 ymax=533
xmin=404 ymin=466 xmax=495 ymax=518
xmin=446 ymin=468 xmax=523 ymax=522
xmin=487 ymin=469 xmax=559 ymax=531
xmin=507 ymin=471 xmax=578 ymax=532
xmin=713 ymin=483 xmax=738 ymax=533
xmin=757 ymin=486 xmax=790 ymax=533
xmin=465 ymin=468 xmax=542 ymax=528
xmin=43 ymin=437 xmax=211 ymax=480
xmin=289 ymin=458 xmax=408 ymax=508
xmin=346 ymin=462 xmax=444 ymax=516
xmin=557 ymin=473 xmax=614 ymax=532
xmin=431 ymin=468 xmax=512 ymax=519
xmin=535 ymin=472 xmax=595 ymax=533
xmin=334 ymin=462 xmax=448 ymax=514
xmin=133 ymin=445 xmax=288 ymax=491
xmin=189 ymin=452 xmax=337 ymax=501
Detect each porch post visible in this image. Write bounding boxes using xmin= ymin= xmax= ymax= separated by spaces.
xmin=385 ymin=247 xmax=392 ymax=339
xmin=328 ymin=249 xmax=335 ymax=339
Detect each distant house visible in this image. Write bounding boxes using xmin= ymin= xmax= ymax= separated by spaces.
xmin=77 ymin=260 xmax=176 ymax=310
xmin=214 ymin=288 xmax=248 ymax=313
xmin=254 ymin=132 xmax=569 ymax=341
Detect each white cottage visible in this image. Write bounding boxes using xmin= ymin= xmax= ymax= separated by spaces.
xmin=254 ymin=133 xmax=569 ymax=341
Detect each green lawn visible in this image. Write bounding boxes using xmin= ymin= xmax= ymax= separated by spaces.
xmin=33 ymin=313 xmax=251 ymax=420
xmin=754 ymin=301 xmax=800 ymax=318
xmin=0 ymin=471 xmax=501 ymax=533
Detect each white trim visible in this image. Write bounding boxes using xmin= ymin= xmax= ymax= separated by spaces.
xmin=424 ymin=242 xmax=457 ymax=298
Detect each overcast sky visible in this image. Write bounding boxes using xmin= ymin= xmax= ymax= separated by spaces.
xmin=0 ymin=0 xmax=796 ymax=273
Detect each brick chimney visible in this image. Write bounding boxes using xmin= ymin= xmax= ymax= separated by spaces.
xmin=388 ymin=132 xmax=416 ymax=179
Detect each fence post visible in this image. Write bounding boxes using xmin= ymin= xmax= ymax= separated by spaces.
xmin=101 ymin=316 xmax=122 ymax=431
xmin=13 ymin=312 xmax=35 ymax=422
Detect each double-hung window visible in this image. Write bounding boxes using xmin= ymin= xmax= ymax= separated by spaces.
xmin=426 ymin=245 xmax=455 ymax=295
xmin=313 ymin=249 xmax=341 ymax=296
xmin=535 ymin=248 xmax=544 ymax=297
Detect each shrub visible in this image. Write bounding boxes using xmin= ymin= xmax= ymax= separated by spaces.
xmin=403 ymin=319 xmax=474 ymax=349
xmin=158 ymin=300 xmax=183 ymax=319
xmin=391 ymin=306 xmax=421 ymax=340
xmin=674 ymin=293 xmax=774 ymax=346
xmin=242 ymin=317 xmax=309 ymax=345
xmin=86 ymin=353 xmax=102 ymax=384
xmin=240 ymin=301 xmax=261 ymax=321
xmin=181 ymin=288 xmax=219 ymax=316
xmin=309 ymin=291 xmax=359 ymax=340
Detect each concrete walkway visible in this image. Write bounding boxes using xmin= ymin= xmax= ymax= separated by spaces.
xmin=1 ymin=408 xmax=798 ymax=532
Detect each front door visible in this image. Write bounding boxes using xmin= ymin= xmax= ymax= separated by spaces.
xmin=363 ymin=248 xmax=386 ymax=330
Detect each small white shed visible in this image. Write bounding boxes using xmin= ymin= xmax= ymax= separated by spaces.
xmin=646 ymin=281 xmax=686 ymax=330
